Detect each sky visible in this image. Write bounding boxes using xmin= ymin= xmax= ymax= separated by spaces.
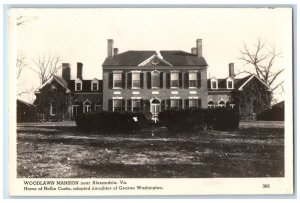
xmin=9 ymin=8 xmax=292 ymax=103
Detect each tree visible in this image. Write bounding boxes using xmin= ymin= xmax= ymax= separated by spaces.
xmin=17 ymin=55 xmax=32 ymax=97
xmin=239 ymin=38 xmax=284 ymax=92
xmin=30 ymin=54 xmax=62 ymax=85
xmin=17 ymin=55 xmax=26 ymax=79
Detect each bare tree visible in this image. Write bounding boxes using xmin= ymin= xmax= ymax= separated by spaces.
xmin=17 ymin=55 xmax=26 ymax=79
xmin=17 ymin=55 xmax=32 ymax=97
xmin=239 ymin=38 xmax=284 ymax=92
xmin=30 ymin=54 xmax=62 ymax=84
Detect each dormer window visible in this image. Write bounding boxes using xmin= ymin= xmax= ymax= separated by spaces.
xmin=227 ymin=78 xmax=234 ymax=89
xmin=91 ymin=79 xmax=99 ymax=91
xmin=211 ymin=78 xmax=218 ymax=89
xmin=75 ymin=79 xmax=82 ymax=91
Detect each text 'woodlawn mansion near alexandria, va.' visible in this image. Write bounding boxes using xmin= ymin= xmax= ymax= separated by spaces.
xmin=34 ymin=39 xmax=272 ymax=121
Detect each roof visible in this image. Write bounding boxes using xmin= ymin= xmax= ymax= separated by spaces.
xmin=207 ymin=75 xmax=252 ymax=90
xmin=103 ymin=50 xmax=208 ymax=66
xmin=17 ymin=99 xmax=36 ymax=108
xmin=35 ymin=75 xmax=71 ymax=93
xmin=272 ymin=101 xmax=284 ymax=109
xmin=68 ymin=79 xmax=103 ymax=93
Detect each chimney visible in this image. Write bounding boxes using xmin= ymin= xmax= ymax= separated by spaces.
xmin=114 ymin=48 xmax=119 ymax=55
xmin=62 ymin=63 xmax=71 ymax=82
xmin=107 ymin=39 xmax=114 ymax=57
xmin=229 ymin=63 xmax=235 ymax=78
xmin=191 ymin=47 xmax=197 ymax=55
xmin=77 ymin=62 xmax=83 ymax=79
xmin=196 ymin=39 xmax=202 ymax=57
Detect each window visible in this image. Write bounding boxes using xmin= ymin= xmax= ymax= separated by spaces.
xmin=170 ymin=99 xmax=179 ymax=109
xmin=95 ymin=101 xmax=102 ymax=111
xmin=72 ymin=105 xmax=79 ymax=118
xmin=189 ymin=73 xmax=197 ymax=88
xmin=132 ymin=73 xmax=140 ymax=89
xmin=75 ymin=82 xmax=82 ymax=91
xmin=50 ymin=102 xmax=56 ymax=115
xmin=91 ymin=80 xmax=98 ymax=91
xmin=113 ymin=73 xmax=122 ymax=88
xmin=152 ymin=71 xmax=160 ymax=88
xmin=218 ymin=101 xmax=225 ymax=108
xmin=171 ymin=73 xmax=179 ymax=88
xmin=211 ymin=78 xmax=218 ymax=89
xmin=189 ymin=99 xmax=198 ymax=109
xmin=83 ymin=101 xmax=92 ymax=113
xmin=113 ymin=99 xmax=122 ymax=112
xmin=227 ymin=80 xmax=233 ymax=89
xmin=208 ymin=101 xmax=214 ymax=108
xmin=132 ymin=99 xmax=140 ymax=112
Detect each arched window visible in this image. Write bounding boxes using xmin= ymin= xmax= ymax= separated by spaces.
xmin=218 ymin=101 xmax=225 ymax=108
xmin=83 ymin=100 xmax=92 ymax=113
xmin=208 ymin=101 xmax=214 ymax=108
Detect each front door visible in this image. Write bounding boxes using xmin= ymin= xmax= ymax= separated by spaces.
xmin=150 ymin=99 xmax=160 ymax=122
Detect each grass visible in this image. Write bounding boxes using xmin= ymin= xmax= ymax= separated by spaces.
xmin=17 ymin=121 xmax=284 ymax=178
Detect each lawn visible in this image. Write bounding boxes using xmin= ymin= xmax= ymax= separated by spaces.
xmin=17 ymin=121 xmax=284 ymax=178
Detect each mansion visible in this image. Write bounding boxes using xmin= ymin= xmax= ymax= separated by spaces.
xmin=34 ymin=39 xmax=271 ymax=121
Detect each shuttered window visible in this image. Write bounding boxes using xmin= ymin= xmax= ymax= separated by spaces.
xmin=132 ymin=99 xmax=140 ymax=112
xmin=170 ymin=73 xmax=179 ymax=88
xmin=113 ymin=73 xmax=122 ymax=88
xmin=132 ymin=73 xmax=140 ymax=89
xmin=189 ymin=99 xmax=198 ymax=109
xmin=152 ymin=72 xmax=160 ymax=88
xmin=189 ymin=73 xmax=197 ymax=88
xmin=113 ymin=99 xmax=123 ymax=112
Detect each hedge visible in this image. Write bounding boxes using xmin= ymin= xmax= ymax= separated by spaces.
xmin=158 ymin=108 xmax=239 ymax=131
xmin=75 ymin=111 xmax=148 ymax=133
xmin=257 ymin=107 xmax=284 ymax=121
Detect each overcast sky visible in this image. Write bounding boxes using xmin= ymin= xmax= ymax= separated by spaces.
xmin=10 ymin=8 xmax=292 ymax=103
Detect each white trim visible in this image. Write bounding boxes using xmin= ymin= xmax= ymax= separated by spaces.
xmin=188 ymin=96 xmax=199 ymax=99
xmin=75 ymin=78 xmax=83 ymax=91
xmin=50 ymin=102 xmax=56 ymax=116
xmin=210 ymin=77 xmax=218 ymax=89
xmin=113 ymin=91 xmax=121 ymax=95
xmin=226 ymin=77 xmax=234 ymax=89
xmin=91 ymin=79 xmax=99 ymax=91
xmin=132 ymin=91 xmax=140 ymax=95
xmin=112 ymin=96 xmax=123 ymax=99
xmin=131 ymin=72 xmax=141 ymax=89
xmin=170 ymin=96 xmax=180 ymax=99
xmin=238 ymin=74 xmax=271 ymax=91
xmin=189 ymin=91 xmax=197 ymax=94
xmin=112 ymin=70 xmax=123 ymax=73
xmin=131 ymin=97 xmax=141 ymax=99
xmin=138 ymin=54 xmax=173 ymax=66
xmin=36 ymin=76 xmax=71 ymax=93
xmin=131 ymin=70 xmax=142 ymax=73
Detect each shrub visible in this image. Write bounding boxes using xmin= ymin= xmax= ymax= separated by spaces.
xmin=257 ymin=107 xmax=284 ymax=121
xmin=75 ymin=111 xmax=148 ymax=133
xmin=158 ymin=108 xmax=239 ymax=132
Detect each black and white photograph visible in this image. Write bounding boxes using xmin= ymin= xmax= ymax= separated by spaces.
xmin=8 ymin=7 xmax=293 ymax=195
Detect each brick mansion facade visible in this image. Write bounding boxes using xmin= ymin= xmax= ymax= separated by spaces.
xmin=34 ymin=39 xmax=271 ymax=121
